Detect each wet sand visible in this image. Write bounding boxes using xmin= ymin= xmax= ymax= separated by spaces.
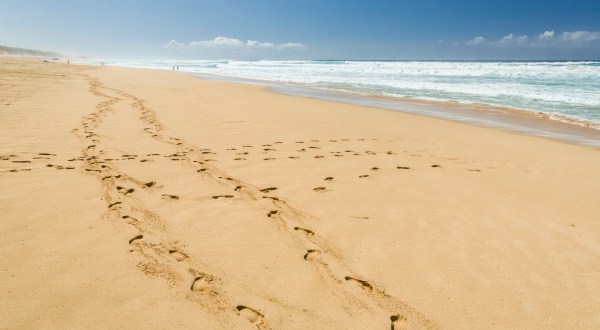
xmin=1 ymin=56 xmax=600 ymax=329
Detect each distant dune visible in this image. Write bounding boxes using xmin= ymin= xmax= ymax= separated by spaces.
xmin=0 ymin=44 xmax=60 ymax=57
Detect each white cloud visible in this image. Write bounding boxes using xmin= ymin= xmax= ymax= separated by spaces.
xmin=466 ymin=30 xmax=600 ymax=48
xmin=166 ymin=40 xmax=185 ymax=48
xmin=188 ymin=37 xmax=244 ymax=48
xmin=559 ymin=31 xmax=600 ymax=44
xmin=497 ymin=33 xmax=529 ymax=46
xmin=539 ymin=30 xmax=555 ymax=39
xmin=467 ymin=36 xmax=486 ymax=45
xmin=276 ymin=42 xmax=307 ymax=50
xmin=165 ymin=37 xmax=307 ymax=51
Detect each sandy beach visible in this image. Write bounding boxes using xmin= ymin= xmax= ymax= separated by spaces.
xmin=1 ymin=56 xmax=600 ymax=329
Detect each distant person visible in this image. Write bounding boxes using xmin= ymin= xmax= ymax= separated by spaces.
xmin=177 ymin=66 xmax=179 ymax=71
xmin=67 ymin=60 xmax=70 ymax=64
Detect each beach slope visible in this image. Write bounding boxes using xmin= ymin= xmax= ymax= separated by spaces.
xmin=1 ymin=57 xmax=599 ymax=329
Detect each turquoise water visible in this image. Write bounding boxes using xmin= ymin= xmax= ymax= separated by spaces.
xmin=112 ymin=60 xmax=600 ymax=129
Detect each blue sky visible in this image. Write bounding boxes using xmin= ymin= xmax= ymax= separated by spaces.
xmin=1 ymin=0 xmax=600 ymax=60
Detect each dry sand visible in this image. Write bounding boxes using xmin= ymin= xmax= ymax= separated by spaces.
xmin=1 ymin=56 xmax=600 ymax=329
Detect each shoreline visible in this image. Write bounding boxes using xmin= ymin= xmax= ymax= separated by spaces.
xmin=102 ymin=59 xmax=600 ymax=146
xmin=3 ymin=57 xmax=600 ymax=328
xmin=192 ymin=72 xmax=600 ymax=148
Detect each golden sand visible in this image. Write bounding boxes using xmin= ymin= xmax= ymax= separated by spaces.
xmin=1 ymin=57 xmax=600 ymax=329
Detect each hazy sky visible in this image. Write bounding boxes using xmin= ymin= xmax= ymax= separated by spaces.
xmin=1 ymin=0 xmax=600 ymax=60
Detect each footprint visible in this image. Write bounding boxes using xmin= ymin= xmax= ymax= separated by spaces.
xmin=212 ymin=195 xmax=234 ymax=199
xmin=197 ymin=168 xmax=207 ymax=172
xmin=324 ymin=177 xmax=334 ymax=181
xmin=365 ymin=151 xmax=376 ymax=155
xmin=313 ymin=187 xmax=327 ymax=192
xmin=262 ymin=196 xmax=280 ymax=201
xmin=263 ymin=148 xmax=276 ymax=151
xmin=38 ymin=153 xmax=56 ymax=156
xmin=288 ymin=156 xmax=299 ymax=159
xmin=359 ymin=175 xmax=369 ymax=178
xmin=467 ymin=169 xmax=481 ymax=172
xmin=431 ymin=164 xmax=442 ymax=168
xmin=169 ymin=249 xmax=189 ymax=262
xmin=234 ymin=158 xmax=246 ymax=160
xmin=390 ymin=314 xmax=408 ymax=330
xmin=161 ymin=194 xmax=179 ymax=200
xmin=236 ymin=305 xmax=265 ymax=326
xmin=344 ymin=276 xmax=373 ymax=290
xmin=293 ymin=227 xmax=314 ymax=236
xmin=304 ymin=249 xmax=320 ymax=260
xmin=190 ymin=275 xmax=210 ymax=291
xmin=12 ymin=160 xmax=31 ymax=163
xmin=263 ymin=158 xmax=275 ymax=160
xmin=370 ymin=167 xmax=380 ymax=171
xmin=309 ymin=146 xmax=320 ymax=149
xmin=108 ymin=201 xmax=122 ymax=208
xmin=387 ymin=151 xmax=395 ymax=155
xmin=128 ymin=234 xmax=143 ymax=245
xmin=259 ymin=187 xmax=278 ymax=193
xmin=117 ymin=186 xmax=135 ymax=195
xmin=267 ymin=210 xmax=278 ymax=218
xmin=397 ymin=166 xmax=410 ymax=170
xmin=234 ymin=185 xmax=243 ymax=191
xmin=121 ymin=215 xmax=140 ymax=225
xmin=314 ymin=155 xmax=324 ymax=159
xmin=144 ymin=181 xmax=156 ymax=187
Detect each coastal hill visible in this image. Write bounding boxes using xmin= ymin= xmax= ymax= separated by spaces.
xmin=0 ymin=44 xmax=60 ymax=57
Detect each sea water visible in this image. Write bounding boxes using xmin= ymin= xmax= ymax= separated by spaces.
xmin=111 ymin=59 xmax=600 ymax=131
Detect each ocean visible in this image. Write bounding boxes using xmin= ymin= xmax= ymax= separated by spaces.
xmin=110 ymin=59 xmax=600 ymax=136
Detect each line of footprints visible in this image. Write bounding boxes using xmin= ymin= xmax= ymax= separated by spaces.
xmin=123 ymin=185 xmax=410 ymax=329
